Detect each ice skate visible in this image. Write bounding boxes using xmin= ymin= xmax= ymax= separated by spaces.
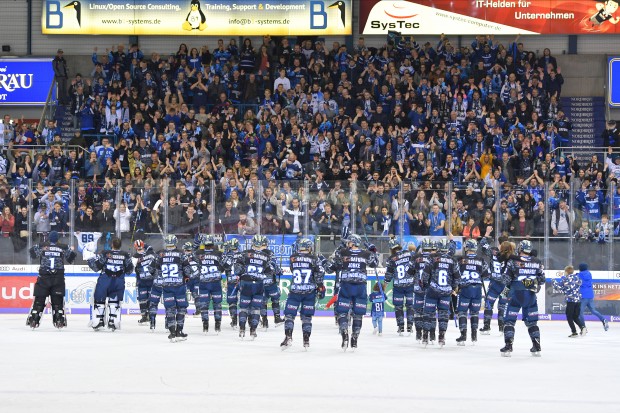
xmin=456 ymin=330 xmax=467 ymax=346
xmin=280 ymin=329 xmax=293 ymax=351
xmin=603 ymin=319 xmax=609 ymax=331
xmin=500 ymin=342 xmax=513 ymax=357
xmin=53 ymin=311 xmax=66 ymax=329
xmin=341 ymin=330 xmax=349 ymax=351
xmin=569 ymin=332 xmax=578 ymax=338
xmin=168 ymin=329 xmax=177 ymax=343
xmin=415 ymin=329 xmax=422 ymax=342
xmin=479 ymin=319 xmax=491 ymax=335
xmin=203 ymin=320 xmax=209 ymax=334
xmin=149 ymin=317 xmax=156 ymax=331
xmin=397 ymin=325 xmax=404 ymax=336
xmin=193 ymin=308 xmax=201 ymax=318
xmin=422 ymin=330 xmax=429 ymax=348
xmin=406 ymin=325 xmax=413 ymax=336
xmin=239 ymin=328 xmax=245 ymax=340
xmin=580 ymin=327 xmax=588 ymax=336
xmin=274 ymin=314 xmax=285 ymax=327
xmin=92 ymin=318 xmax=105 ymax=331
xmin=471 ymin=329 xmax=477 ymax=344
xmin=429 ymin=329 xmax=436 ymax=345
xmin=215 ymin=320 xmax=221 ymax=334
xmin=530 ymin=338 xmax=541 ymax=357
xmin=350 ymin=333 xmax=358 ymax=350
xmin=230 ymin=315 xmax=238 ymax=330
xmin=438 ymin=331 xmax=446 ymax=348
xmin=250 ymin=327 xmax=257 ymax=340
xmin=373 ymin=327 xmax=377 ymax=335
xmin=261 ymin=315 xmax=269 ymax=329
xmin=175 ymin=328 xmax=187 ymax=342
xmin=303 ymin=332 xmax=310 ymax=350
xmin=138 ymin=314 xmax=149 ymax=325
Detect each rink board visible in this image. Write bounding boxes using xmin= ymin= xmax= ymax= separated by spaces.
xmin=0 ymin=265 xmax=618 ymax=321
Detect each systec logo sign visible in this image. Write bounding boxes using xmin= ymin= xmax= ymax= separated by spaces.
xmin=310 ymin=0 xmax=347 ymax=29
xmin=369 ymin=1 xmax=420 ymax=31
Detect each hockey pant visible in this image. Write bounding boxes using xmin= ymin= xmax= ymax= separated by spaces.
xmin=336 ymin=283 xmax=367 ymax=336
xmin=93 ymin=274 xmax=125 ymax=329
xmin=137 ymin=278 xmax=154 ymax=319
xmin=392 ymin=285 xmax=415 ymax=329
xmin=503 ymin=289 xmax=540 ymax=343
xmin=457 ymin=285 xmax=482 ymax=332
xmin=413 ymin=290 xmax=426 ymax=333
xmin=484 ymin=280 xmax=508 ymax=324
xmin=284 ymin=292 xmax=316 ymax=334
xmin=239 ymin=281 xmax=264 ymax=330
xmin=28 ymin=272 xmax=66 ymax=327
xmin=423 ymin=290 xmax=451 ymax=333
xmin=197 ymin=281 xmax=223 ymax=322
xmin=163 ymin=285 xmax=188 ymax=332
xmin=261 ymin=282 xmax=281 ymax=319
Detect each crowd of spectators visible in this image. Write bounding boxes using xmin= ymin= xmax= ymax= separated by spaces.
xmin=1 ymin=32 xmax=620 ymax=254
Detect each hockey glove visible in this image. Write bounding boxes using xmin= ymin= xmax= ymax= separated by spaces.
xmin=500 ymin=286 xmax=511 ymax=298
xmin=366 ymin=243 xmax=377 ymax=253
xmin=316 ymin=284 xmax=326 ymax=300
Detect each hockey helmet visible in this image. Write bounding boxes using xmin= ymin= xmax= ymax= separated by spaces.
xmin=388 ymin=238 xmax=402 ymax=251
xmin=183 ymin=241 xmax=194 ymax=252
xmin=347 ymin=234 xmax=362 ymax=248
xmin=464 ymin=238 xmax=478 ymax=253
xmin=437 ymin=239 xmax=450 ymax=253
xmin=518 ymin=239 xmax=533 ymax=254
xmin=252 ymin=234 xmax=268 ymax=249
xmin=298 ymin=238 xmax=314 ymax=252
xmin=420 ymin=238 xmax=433 ymax=251
xmin=164 ymin=234 xmax=178 ymax=249
xmin=227 ymin=238 xmax=240 ymax=251
xmin=134 ymin=239 xmax=145 ymax=250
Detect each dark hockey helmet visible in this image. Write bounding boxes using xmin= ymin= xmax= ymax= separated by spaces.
xmin=347 ymin=234 xmax=362 ymax=248
xmin=227 ymin=238 xmax=240 ymax=251
xmin=164 ymin=234 xmax=178 ymax=249
xmin=518 ymin=239 xmax=533 ymax=254
xmin=252 ymin=234 xmax=268 ymax=249
xmin=389 ymin=238 xmax=402 ymax=251
xmin=202 ymin=235 xmax=215 ymax=246
xmin=183 ymin=241 xmax=194 ymax=252
xmin=437 ymin=239 xmax=450 ymax=253
xmin=420 ymin=238 xmax=433 ymax=251
xmin=464 ymin=238 xmax=478 ymax=253
xmin=298 ymin=238 xmax=314 ymax=252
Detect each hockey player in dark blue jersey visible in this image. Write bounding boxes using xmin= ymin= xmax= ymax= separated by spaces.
xmin=480 ymin=238 xmax=513 ymax=334
xmin=223 ymin=238 xmax=242 ymax=329
xmin=409 ymin=238 xmax=435 ymax=342
xmin=456 ymin=239 xmax=490 ymax=345
xmin=281 ymin=238 xmax=325 ymax=350
xmin=330 ymin=234 xmax=379 ymax=351
xmin=132 ymin=239 xmax=157 ymax=325
xmin=235 ymin=235 xmax=279 ymax=339
xmin=150 ymin=235 xmax=194 ymax=342
xmin=187 ymin=236 xmax=204 ymax=317
xmin=421 ymin=238 xmax=460 ymax=348
xmin=324 ymin=228 xmax=350 ymax=326
xmin=260 ymin=245 xmax=285 ymax=329
xmin=384 ymin=238 xmax=416 ymax=335
xmin=195 ymin=235 xmax=226 ymax=334
xmin=500 ymin=240 xmax=545 ymax=357
xmin=88 ymin=237 xmax=134 ymax=331
xmin=27 ymin=231 xmax=76 ymax=329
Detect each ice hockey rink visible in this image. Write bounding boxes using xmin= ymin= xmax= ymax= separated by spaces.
xmin=2 ymin=315 xmax=618 ymax=413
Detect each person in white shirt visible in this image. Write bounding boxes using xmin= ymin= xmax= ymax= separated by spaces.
xmin=273 ymin=69 xmax=291 ymax=91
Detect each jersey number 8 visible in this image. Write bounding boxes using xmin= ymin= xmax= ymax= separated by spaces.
xmin=293 ymin=269 xmax=312 ymax=284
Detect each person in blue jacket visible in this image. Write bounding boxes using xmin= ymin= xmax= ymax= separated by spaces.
xmin=553 ymin=266 xmax=586 ymax=337
xmin=370 ymin=282 xmax=387 ymax=336
xmin=577 ymin=263 xmax=609 ymax=331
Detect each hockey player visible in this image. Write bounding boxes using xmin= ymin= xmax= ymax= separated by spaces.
xmin=456 ymin=239 xmax=490 ymax=345
xmin=234 ymin=235 xmax=280 ymax=339
xmin=500 ymin=240 xmax=545 ymax=357
xmin=88 ymin=237 xmax=134 ymax=331
xmin=480 ymin=239 xmax=514 ymax=334
xmin=421 ymin=238 xmax=460 ymax=348
xmin=281 ymin=238 xmax=325 ymax=350
xmin=148 ymin=269 xmax=164 ymax=330
xmin=183 ymin=241 xmax=200 ymax=317
xmin=27 ymin=231 xmax=76 ymax=329
xmin=384 ymin=238 xmax=416 ymax=335
xmin=330 ymin=234 xmax=379 ymax=351
xmin=150 ymin=234 xmax=194 ymax=342
xmin=195 ymin=235 xmax=226 ymax=334
xmin=133 ymin=239 xmax=157 ymax=325
xmin=260 ymin=242 xmax=285 ymax=329
xmin=223 ymin=238 xmax=242 ymax=328
xmin=324 ymin=228 xmax=350 ymax=326
xmin=409 ymin=238 xmax=435 ymax=342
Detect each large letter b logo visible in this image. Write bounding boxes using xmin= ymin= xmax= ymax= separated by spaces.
xmin=46 ymin=1 xmax=63 ymax=29
xmin=310 ymin=1 xmax=327 ymax=29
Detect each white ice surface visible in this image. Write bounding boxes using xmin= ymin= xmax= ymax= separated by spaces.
xmin=2 ymin=314 xmax=619 ymax=413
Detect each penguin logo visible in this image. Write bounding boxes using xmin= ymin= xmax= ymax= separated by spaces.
xmin=183 ymin=0 xmax=206 ymax=31
xmin=329 ymin=1 xmax=346 ymax=27
xmin=64 ymin=1 xmax=81 ymax=27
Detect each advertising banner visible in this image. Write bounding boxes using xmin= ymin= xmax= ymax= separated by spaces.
xmin=42 ymin=0 xmax=352 ymax=36
xmin=609 ymin=57 xmax=620 ymax=107
xmin=360 ymin=1 xmax=620 ymax=35
xmin=0 ymin=59 xmax=55 ymax=106
xmin=224 ymin=234 xmax=315 ymax=267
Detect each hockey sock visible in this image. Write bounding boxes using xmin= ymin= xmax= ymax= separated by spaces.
xmin=483 ymin=309 xmax=493 ymax=323
xmin=422 ymin=313 xmax=432 ymax=332
xmin=301 ymin=315 xmax=312 ymax=334
xmin=284 ymin=315 xmax=295 ymax=331
xmin=229 ymin=303 xmax=238 ymax=317
xmin=249 ymin=308 xmax=260 ymax=329
xmin=470 ymin=315 xmax=479 ymax=331
xmin=503 ymin=325 xmax=516 ymax=341
xmin=438 ymin=310 xmax=449 ymax=332
xmin=176 ymin=310 xmax=186 ymax=331
xmin=337 ymin=312 xmax=349 ymax=333
xmin=351 ymin=314 xmax=363 ymax=335
xmin=458 ymin=314 xmax=467 ymax=331
xmin=139 ymin=302 xmax=149 ymax=317
xmin=165 ymin=307 xmax=177 ymax=331
xmin=395 ymin=306 xmax=404 ymax=328
xmin=527 ymin=325 xmax=540 ymax=339
xmin=405 ymin=305 xmax=414 ymax=327
xmin=214 ymin=302 xmax=222 ymax=321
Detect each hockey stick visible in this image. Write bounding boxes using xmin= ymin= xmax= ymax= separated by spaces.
xmin=450 ymin=294 xmax=458 ymax=328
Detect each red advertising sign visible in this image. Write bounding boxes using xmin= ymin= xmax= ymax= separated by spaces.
xmin=360 ymin=1 xmax=620 ymax=35
xmin=0 ymin=276 xmax=37 ymax=309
